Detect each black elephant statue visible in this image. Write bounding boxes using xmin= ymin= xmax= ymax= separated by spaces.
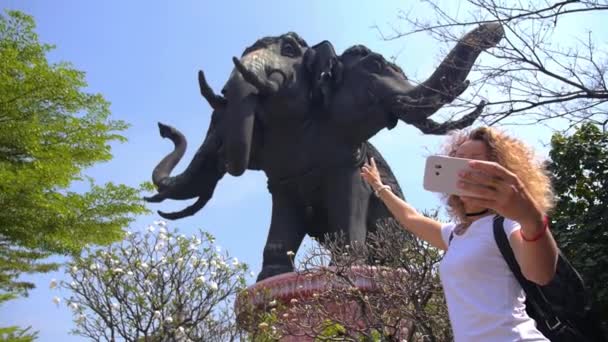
xmin=145 ymin=24 xmax=504 ymax=282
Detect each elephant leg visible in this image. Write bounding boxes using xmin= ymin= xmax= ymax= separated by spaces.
xmin=323 ymin=167 xmax=371 ymax=245
xmin=256 ymin=192 xmax=307 ymax=282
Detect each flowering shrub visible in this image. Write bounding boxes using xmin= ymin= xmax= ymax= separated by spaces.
xmin=54 ymin=221 xmax=249 ymax=342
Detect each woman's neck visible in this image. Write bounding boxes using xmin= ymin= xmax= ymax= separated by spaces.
xmin=464 ymin=208 xmax=491 ymax=222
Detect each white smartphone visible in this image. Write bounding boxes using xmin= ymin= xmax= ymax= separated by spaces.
xmin=423 ymin=155 xmax=479 ymax=197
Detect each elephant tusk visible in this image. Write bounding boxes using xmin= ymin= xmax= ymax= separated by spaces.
xmin=198 ymin=70 xmax=227 ymax=109
xmin=157 ymin=196 xmax=209 ymax=220
xmin=232 ymin=56 xmax=279 ymax=95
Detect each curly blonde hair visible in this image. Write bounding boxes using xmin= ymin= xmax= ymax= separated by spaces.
xmin=440 ymin=126 xmax=555 ymax=223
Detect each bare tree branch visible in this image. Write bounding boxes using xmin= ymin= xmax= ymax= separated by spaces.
xmin=378 ymin=0 xmax=608 ymax=130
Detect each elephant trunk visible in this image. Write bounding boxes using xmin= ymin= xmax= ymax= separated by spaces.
xmin=223 ymin=50 xmax=285 ymax=176
xmin=145 ymin=120 xmax=222 ymax=203
xmin=150 ymin=122 xmax=187 ymax=192
xmin=393 ymin=23 xmax=504 ymax=120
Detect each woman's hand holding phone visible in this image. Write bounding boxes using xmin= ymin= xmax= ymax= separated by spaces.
xmin=458 ymin=160 xmax=544 ymax=228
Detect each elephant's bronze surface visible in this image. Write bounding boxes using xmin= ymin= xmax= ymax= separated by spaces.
xmin=146 ymin=24 xmax=504 ymax=282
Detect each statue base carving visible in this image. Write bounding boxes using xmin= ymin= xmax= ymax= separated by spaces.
xmin=236 ymin=266 xmax=413 ymax=341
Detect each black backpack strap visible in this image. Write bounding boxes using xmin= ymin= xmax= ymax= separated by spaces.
xmin=493 ymin=216 xmax=530 ymax=286
xmin=492 ymin=216 xmax=557 ymax=328
xmin=494 ymin=216 xmax=606 ymax=341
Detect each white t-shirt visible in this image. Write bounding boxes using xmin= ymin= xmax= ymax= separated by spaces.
xmin=439 ymin=215 xmax=549 ymax=342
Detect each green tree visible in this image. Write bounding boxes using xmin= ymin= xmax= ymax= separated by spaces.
xmin=548 ymin=123 xmax=608 ymax=328
xmin=0 ymin=9 xmax=148 ymax=299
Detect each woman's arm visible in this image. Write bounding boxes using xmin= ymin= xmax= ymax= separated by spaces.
xmin=458 ymin=160 xmax=558 ymax=285
xmin=509 ymin=212 xmax=558 ymax=286
xmin=361 ymin=158 xmax=447 ymax=250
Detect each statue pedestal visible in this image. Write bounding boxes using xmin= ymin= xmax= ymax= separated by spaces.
xmin=236 ymin=266 xmax=412 ymax=341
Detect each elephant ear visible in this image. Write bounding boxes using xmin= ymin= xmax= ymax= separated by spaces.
xmin=304 ymin=48 xmax=316 ymax=74
xmin=364 ymin=142 xmax=405 ymax=231
xmin=305 ymin=40 xmax=342 ymax=109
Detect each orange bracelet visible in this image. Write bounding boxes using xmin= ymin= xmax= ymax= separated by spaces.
xmin=520 ymin=215 xmax=549 ymax=242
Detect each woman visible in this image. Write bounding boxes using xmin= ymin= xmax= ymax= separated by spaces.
xmin=361 ymin=126 xmax=558 ymax=341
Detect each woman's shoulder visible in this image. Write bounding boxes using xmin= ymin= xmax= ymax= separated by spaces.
xmin=502 ymin=217 xmax=522 ymax=239
xmin=440 ymin=221 xmax=457 ymax=246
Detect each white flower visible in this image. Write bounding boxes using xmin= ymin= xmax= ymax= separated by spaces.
xmin=147 ymin=225 xmax=155 ymax=233
xmin=177 ymin=257 xmax=184 ymax=264
xmin=215 ymin=246 xmax=222 ymax=252
xmin=258 ymin=322 xmax=269 ymax=330
xmin=153 ymin=310 xmax=161 ymax=319
xmin=165 ymin=316 xmax=173 ymax=324
xmin=75 ymin=314 xmax=86 ymax=323
xmin=70 ymin=281 xmax=77 ymax=288
xmin=210 ymin=260 xmax=217 ymax=268
xmin=127 ymin=271 xmax=134 ymax=276
xmin=69 ymin=302 xmax=78 ymax=310
xmin=140 ymin=262 xmax=148 ymax=269
xmin=49 ymin=279 xmax=58 ymax=289
xmin=286 ymin=250 xmax=295 ymax=257
xmin=52 ymin=296 xmax=61 ymax=305
xmin=232 ymin=257 xmax=239 ymax=266
xmin=158 ymin=233 xmax=168 ymax=241
xmin=158 ymin=226 xmax=167 ymax=234
xmin=111 ymin=302 xmax=120 ymax=310
xmin=113 ymin=268 xmax=124 ymax=274
xmin=196 ymin=275 xmax=206 ymax=284
xmin=90 ymin=263 xmax=98 ymax=270
xmin=154 ymin=220 xmax=167 ymax=227
xmin=155 ymin=242 xmax=165 ymax=251
xmin=192 ymin=237 xmax=202 ymax=246
xmin=290 ymin=298 xmax=298 ymax=304
xmin=209 ymin=281 xmax=218 ymax=291
xmin=177 ymin=326 xmax=185 ymax=334
xmin=269 ymin=300 xmax=277 ymax=307
xmin=71 ymin=266 xmax=78 ymax=273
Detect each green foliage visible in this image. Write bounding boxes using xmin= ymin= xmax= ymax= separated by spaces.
xmin=0 ymin=325 xmax=38 ymax=342
xmin=548 ymin=123 xmax=608 ymax=325
xmin=315 ymin=320 xmax=347 ymax=341
xmin=0 ymin=9 xmax=149 ymax=299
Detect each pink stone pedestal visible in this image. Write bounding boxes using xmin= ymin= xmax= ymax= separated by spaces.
xmin=235 ymin=266 xmax=411 ymax=341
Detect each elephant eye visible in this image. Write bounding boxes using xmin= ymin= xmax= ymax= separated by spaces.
xmin=364 ymin=56 xmax=385 ymax=74
xmin=281 ymin=41 xmax=300 ymax=58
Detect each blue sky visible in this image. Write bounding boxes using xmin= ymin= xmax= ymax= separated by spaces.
xmin=1 ymin=1 xmax=605 ymax=340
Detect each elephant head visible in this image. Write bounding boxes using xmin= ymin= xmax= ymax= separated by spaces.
xmin=144 ymin=70 xmax=227 ymax=220
xmin=146 ymin=34 xmax=340 ymax=219
xmin=222 ymin=32 xmax=317 ymax=176
xmin=329 ymin=23 xmax=504 ymax=139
